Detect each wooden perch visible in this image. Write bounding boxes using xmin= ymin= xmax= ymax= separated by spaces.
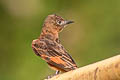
xmin=47 ymin=55 xmax=120 ymax=80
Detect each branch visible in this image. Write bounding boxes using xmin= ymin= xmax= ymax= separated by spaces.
xmin=47 ymin=55 xmax=120 ymax=80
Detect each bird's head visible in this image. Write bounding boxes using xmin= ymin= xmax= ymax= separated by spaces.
xmin=43 ymin=14 xmax=74 ymax=32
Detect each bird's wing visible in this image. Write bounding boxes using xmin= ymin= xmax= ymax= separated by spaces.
xmin=44 ymin=39 xmax=77 ymax=71
xmin=32 ymin=39 xmax=77 ymax=72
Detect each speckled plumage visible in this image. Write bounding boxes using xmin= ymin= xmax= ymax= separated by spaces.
xmin=32 ymin=14 xmax=77 ymax=75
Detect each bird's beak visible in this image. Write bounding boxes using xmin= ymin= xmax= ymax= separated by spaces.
xmin=64 ymin=20 xmax=74 ymax=25
xmin=60 ymin=20 xmax=74 ymax=26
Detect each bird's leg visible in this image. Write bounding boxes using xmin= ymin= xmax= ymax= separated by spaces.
xmin=47 ymin=76 xmax=51 ymax=79
xmin=55 ymin=70 xmax=60 ymax=75
xmin=47 ymin=70 xmax=60 ymax=79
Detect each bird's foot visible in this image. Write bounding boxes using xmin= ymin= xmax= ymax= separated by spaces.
xmin=47 ymin=75 xmax=52 ymax=79
xmin=46 ymin=70 xmax=60 ymax=79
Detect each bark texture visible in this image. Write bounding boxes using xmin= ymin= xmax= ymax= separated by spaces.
xmin=47 ymin=55 xmax=120 ymax=80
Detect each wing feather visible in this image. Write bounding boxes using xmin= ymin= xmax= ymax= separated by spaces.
xmin=44 ymin=39 xmax=77 ymax=71
xmin=32 ymin=39 xmax=77 ymax=72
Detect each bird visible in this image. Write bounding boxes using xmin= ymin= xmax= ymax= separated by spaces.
xmin=32 ymin=14 xmax=77 ymax=78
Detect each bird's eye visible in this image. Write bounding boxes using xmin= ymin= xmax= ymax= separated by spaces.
xmin=56 ymin=20 xmax=62 ymax=25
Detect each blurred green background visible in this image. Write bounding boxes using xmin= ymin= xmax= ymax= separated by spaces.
xmin=0 ymin=0 xmax=120 ymax=80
